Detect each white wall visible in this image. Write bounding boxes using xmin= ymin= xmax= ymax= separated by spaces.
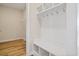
xmin=26 ymin=3 xmax=41 ymax=55
xmin=29 ymin=3 xmax=77 ymax=56
xmin=0 ymin=6 xmax=26 ymax=42
xmin=77 ymin=3 xmax=79 ymax=56
xmin=65 ymin=3 xmax=77 ymax=56
xmin=21 ymin=9 xmax=26 ymax=40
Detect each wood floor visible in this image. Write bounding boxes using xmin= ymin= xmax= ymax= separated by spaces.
xmin=0 ymin=39 xmax=26 ymax=56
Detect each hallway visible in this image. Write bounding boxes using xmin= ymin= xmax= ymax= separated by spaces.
xmin=0 ymin=39 xmax=26 ymax=56
xmin=0 ymin=3 xmax=26 ymax=56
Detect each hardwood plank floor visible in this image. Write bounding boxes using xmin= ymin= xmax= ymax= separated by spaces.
xmin=0 ymin=39 xmax=26 ymax=56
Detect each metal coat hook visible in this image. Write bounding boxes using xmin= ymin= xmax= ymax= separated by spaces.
xmin=63 ymin=8 xmax=66 ymax=12
xmin=56 ymin=11 xmax=59 ymax=14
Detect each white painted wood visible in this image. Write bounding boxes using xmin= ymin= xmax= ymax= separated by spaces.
xmin=66 ymin=3 xmax=77 ymax=56
xmin=37 ymin=3 xmax=77 ymax=56
xmin=30 ymin=3 xmax=77 ymax=56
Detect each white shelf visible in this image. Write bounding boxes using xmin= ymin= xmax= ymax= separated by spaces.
xmin=33 ymin=42 xmax=50 ymax=54
xmin=39 ymin=47 xmax=49 ymax=56
xmin=32 ymin=51 xmax=40 ymax=56
xmin=37 ymin=3 xmax=63 ymax=15
xmin=33 ymin=43 xmax=55 ymax=56
xmin=33 ymin=42 xmax=56 ymax=56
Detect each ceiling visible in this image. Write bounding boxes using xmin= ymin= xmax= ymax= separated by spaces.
xmin=0 ymin=3 xmax=26 ymax=10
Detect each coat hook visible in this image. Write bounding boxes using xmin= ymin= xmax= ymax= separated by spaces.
xmin=63 ymin=8 xmax=66 ymax=12
xmin=56 ymin=11 xmax=59 ymax=14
